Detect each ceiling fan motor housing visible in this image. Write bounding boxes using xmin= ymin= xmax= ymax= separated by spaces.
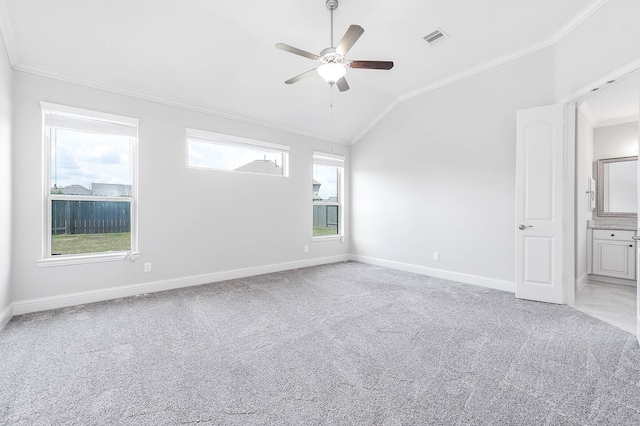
xmin=320 ymin=47 xmax=344 ymax=64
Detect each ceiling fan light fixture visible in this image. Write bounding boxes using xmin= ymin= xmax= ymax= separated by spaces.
xmin=317 ymin=63 xmax=346 ymax=83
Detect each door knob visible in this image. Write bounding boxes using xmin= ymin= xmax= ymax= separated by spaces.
xmin=632 ymin=236 xmax=640 ymax=240
xmin=518 ymin=224 xmax=533 ymax=230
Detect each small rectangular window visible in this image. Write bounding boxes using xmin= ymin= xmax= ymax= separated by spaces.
xmin=186 ymin=128 xmax=289 ymax=176
xmin=313 ymin=152 xmax=344 ymax=238
xmin=42 ymin=102 xmax=138 ymax=260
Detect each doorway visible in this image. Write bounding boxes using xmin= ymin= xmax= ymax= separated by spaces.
xmin=573 ymin=70 xmax=640 ymax=335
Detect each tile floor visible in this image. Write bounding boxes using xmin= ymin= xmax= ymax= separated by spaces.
xmin=575 ymin=280 xmax=637 ymax=335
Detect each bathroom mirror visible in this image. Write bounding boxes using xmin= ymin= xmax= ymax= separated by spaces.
xmin=596 ymin=156 xmax=638 ymax=217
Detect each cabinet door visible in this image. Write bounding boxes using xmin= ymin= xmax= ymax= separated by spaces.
xmin=592 ymin=239 xmax=636 ymax=279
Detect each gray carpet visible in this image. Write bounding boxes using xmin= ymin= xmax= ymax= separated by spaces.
xmin=1 ymin=261 xmax=639 ymax=425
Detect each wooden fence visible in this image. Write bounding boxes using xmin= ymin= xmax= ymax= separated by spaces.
xmin=52 ymin=200 xmax=130 ymax=235
xmin=313 ymin=205 xmax=339 ymax=228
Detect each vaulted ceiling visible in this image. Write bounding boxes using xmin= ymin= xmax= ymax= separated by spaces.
xmin=0 ymin=0 xmax=616 ymax=143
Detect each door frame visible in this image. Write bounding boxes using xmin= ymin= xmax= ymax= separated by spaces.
xmin=559 ymin=61 xmax=640 ymax=335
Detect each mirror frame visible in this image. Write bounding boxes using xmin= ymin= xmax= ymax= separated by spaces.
xmin=596 ymin=155 xmax=638 ymax=218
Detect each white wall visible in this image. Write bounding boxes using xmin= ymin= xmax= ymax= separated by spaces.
xmin=593 ymin=121 xmax=639 ymax=160
xmin=0 ymin=32 xmax=12 ymax=327
xmin=351 ymin=48 xmax=556 ymax=284
xmin=11 ymin=71 xmax=349 ymax=304
xmin=555 ymin=0 xmax=640 ymax=101
xmin=575 ymin=108 xmax=594 ymax=286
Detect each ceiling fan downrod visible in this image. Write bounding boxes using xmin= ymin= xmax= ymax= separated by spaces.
xmin=326 ymin=0 xmax=338 ymax=47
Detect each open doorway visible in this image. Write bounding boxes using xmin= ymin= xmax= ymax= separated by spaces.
xmin=574 ymin=71 xmax=640 ymax=335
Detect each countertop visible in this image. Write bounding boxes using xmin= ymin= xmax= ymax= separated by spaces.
xmin=587 ymin=220 xmax=637 ymax=231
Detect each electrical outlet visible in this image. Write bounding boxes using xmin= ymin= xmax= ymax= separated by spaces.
xmin=304 ymin=245 xmax=309 ymax=253
xmin=144 ymin=262 xmax=152 ymax=272
xmin=433 ymin=252 xmax=439 ymax=261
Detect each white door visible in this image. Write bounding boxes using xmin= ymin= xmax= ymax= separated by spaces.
xmin=515 ymin=104 xmax=565 ymax=304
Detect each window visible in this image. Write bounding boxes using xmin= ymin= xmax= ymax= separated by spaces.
xmin=186 ymin=128 xmax=289 ymax=176
xmin=313 ymin=152 xmax=344 ymax=238
xmin=40 ymin=102 xmax=138 ymax=265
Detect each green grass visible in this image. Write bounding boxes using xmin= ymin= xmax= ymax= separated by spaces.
xmin=51 ymin=232 xmax=131 ymax=255
xmin=313 ymin=226 xmax=338 ymax=237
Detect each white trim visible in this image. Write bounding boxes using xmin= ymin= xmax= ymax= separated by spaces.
xmin=595 ymin=115 xmax=639 ymax=129
xmin=588 ymin=274 xmax=637 ymax=287
xmin=576 ymin=272 xmax=589 ymax=291
xmin=551 ymin=0 xmax=609 ymax=43
xmin=4 ymin=0 xmax=613 ymax=147
xmin=0 ymin=0 xmax=19 ymax=66
xmin=186 ymin=128 xmax=290 ymax=152
xmin=0 ymin=303 xmax=13 ymax=331
xmin=352 ymin=38 xmax=556 ymax=144
xmin=564 ymin=103 xmax=577 ymax=307
xmin=578 ymin=102 xmax=597 ymax=128
xmin=41 ymin=102 xmax=139 ymax=127
xmin=557 ymin=59 xmax=640 ymax=104
xmin=14 ymin=255 xmax=350 ymax=315
xmin=351 ymin=255 xmax=515 ymax=293
xmin=36 ymin=251 xmax=141 ymax=268
xmin=313 ymin=151 xmax=345 ymax=167
xmin=352 ymin=0 xmax=611 ymax=145
xmin=15 ymin=62 xmax=350 ymax=145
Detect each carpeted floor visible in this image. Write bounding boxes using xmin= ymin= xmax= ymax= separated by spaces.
xmin=1 ymin=261 xmax=640 ymax=425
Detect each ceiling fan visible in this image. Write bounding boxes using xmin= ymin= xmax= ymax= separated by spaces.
xmin=276 ymin=0 xmax=393 ymax=92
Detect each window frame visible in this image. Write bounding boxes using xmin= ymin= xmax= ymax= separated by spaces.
xmin=312 ymin=152 xmax=344 ymax=241
xmin=186 ymin=128 xmax=290 ymax=177
xmin=37 ymin=102 xmax=140 ymax=267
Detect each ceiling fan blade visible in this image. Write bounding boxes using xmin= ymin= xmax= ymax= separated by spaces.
xmin=335 ymin=25 xmax=364 ymax=56
xmin=285 ymin=68 xmax=318 ymax=84
xmin=348 ymin=60 xmax=394 ymax=70
xmin=336 ymin=77 xmax=350 ymax=92
xmin=276 ymin=43 xmax=319 ymax=60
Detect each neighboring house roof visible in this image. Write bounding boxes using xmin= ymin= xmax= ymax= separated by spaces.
xmin=54 ymin=184 xmax=91 ymax=195
xmin=234 ymin=159 xmax=282 ymax=175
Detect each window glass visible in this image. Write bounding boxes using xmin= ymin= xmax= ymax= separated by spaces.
xmin=43 ymin=103 xmax=137 ymax=258
xmin=187 ymin=130 xmax=289 ymax=176
xmin=50 ymin=129 xmax=131 ymax=193
xmin=312 ymin=153 xmax=344 ymax=238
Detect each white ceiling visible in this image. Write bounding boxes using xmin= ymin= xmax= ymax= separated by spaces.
xmin=581 ymin=71 xmax=640 ymax=127
xmin=0 ymin=0 xmax=609 ymax=142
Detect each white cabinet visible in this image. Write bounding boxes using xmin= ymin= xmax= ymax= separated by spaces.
xmin=591 ymin=229 xmax=636 ymax=281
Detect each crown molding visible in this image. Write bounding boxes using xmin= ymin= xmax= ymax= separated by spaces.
xmin=595 ymin=115 xmax=639 ymax=128
xmin=0 ymin=0 xmax=19 ymax=66
xmin=557 ymin=58 xmax=640 ymax=104
xmin=578 ymin=102 xmax=597 ymax=128
xmin=352 ymin=0 xmax=611 ymax=145
xmin=551 ymin=0 xmax=608 ymax=43
xmin=351 ymin=37 xmax=555 ymax=144
xmin=13 ymin=61 xmax=350 ymax=146
xmin=0 ymin=0 xmax=614 ymax=146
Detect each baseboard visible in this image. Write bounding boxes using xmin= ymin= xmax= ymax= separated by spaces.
xmin=12 ymin=255 xmax=350 ymax=316
xmin=350 ymin=255 xmax=515 ymax=293
xmin=576 ymin=272 xmax=588 ymax=291
xmin=0 ymin=303 xmax=13 ymax=331
xmin=587 ymin=274 xmax=637 ymax=287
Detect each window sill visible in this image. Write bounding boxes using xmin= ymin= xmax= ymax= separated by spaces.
xmin=312 ymin=235 xmax=345 ymax=242
xmin=36 ymin=251 xmax=141 ymax=268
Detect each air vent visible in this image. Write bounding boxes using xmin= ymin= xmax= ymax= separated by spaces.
xmin=423 ymin=28 xmax=448 ymax=45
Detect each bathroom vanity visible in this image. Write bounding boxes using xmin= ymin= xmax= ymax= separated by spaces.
xmin=587 ymin=156 xmax=638 ymax=285
xmin=588 ymin=221 xmax=637 ymax=283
